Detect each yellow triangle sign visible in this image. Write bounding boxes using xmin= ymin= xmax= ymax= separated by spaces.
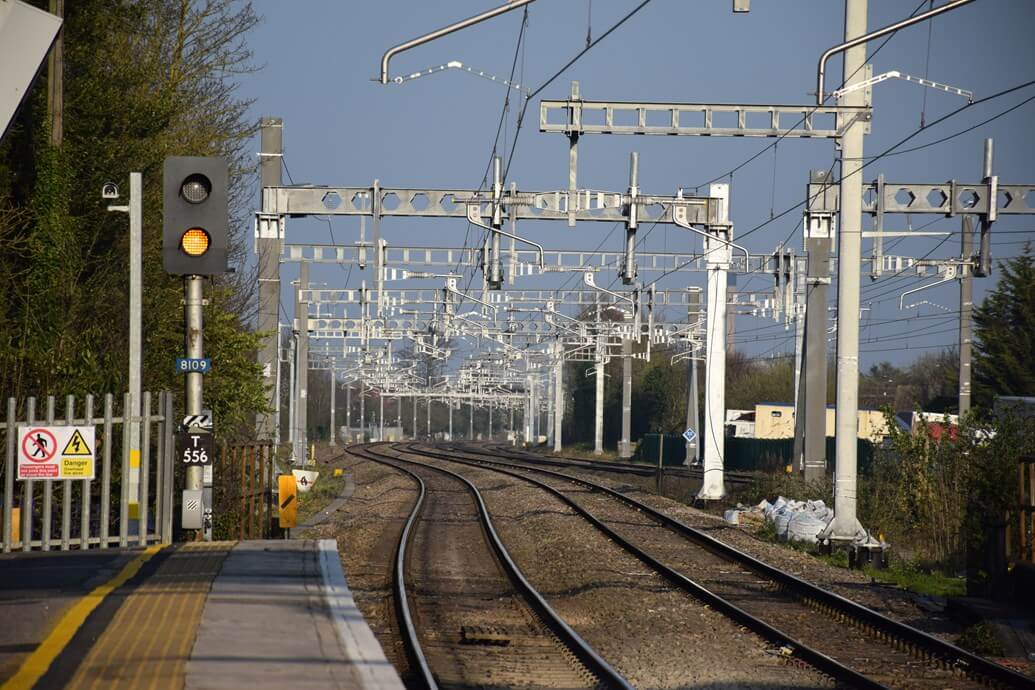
xmin=62 ymin=429 xmax=92 ymax=456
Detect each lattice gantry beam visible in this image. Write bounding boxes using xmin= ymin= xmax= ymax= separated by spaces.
xmin=808 ymin=179 xmax=1035 ymax=216
xmin=282 ymin=244 xmax=775 ymax=274
xmin=264 ymin=185 xmax=715 ymax=224
xmin=540 ymin=99 xmax=868 ymax=139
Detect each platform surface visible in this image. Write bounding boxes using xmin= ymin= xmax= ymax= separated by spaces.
xmin=0 ymin=539 xmax=403 ymax=690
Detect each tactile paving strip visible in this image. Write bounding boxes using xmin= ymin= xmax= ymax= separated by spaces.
xmin=63 ymin=542 xmax=232 ymax=690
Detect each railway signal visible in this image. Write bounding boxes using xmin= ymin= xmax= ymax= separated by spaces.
xmin=162 ymin=156 xmax=229 ymax=276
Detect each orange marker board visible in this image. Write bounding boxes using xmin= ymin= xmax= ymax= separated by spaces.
xmin=278 ymin=475 xmax=298 ymax=529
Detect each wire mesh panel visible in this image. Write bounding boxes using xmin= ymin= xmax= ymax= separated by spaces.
xmin=0 ymin=391 xmax=174 ymax=552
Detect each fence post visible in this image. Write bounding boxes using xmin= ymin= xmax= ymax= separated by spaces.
xmin=154 ymin=392 xmax=164 ymax=545
xmin=100 ymin=394 xmax=113 ymax=548
xmin=61 ymin=394 xmax=74 ymax=550
xmin=41 ymin=396 xmax=55 ymax=551
xmin=22 ymin=397 xmax=35 ymax=552
xmin=119 ymin=392 xmax=131 ymax=547
xmin=81 ymin=395 xmax=94 ymax=550
xmin=139 ymin=392 xmax=151 ymax=547
xmin=238 ymin=445 xmax=246 ymax=541
xmin=3 ymin=398 xmax=14 ymax=553
xmin=162 ymin=392 xmax=174 ymax=545
xmin=248 ymin=445 xmax=256 ymax=539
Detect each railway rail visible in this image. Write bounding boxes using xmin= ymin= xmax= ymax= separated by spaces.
xmin=483 ymin=443 xmax=755 ymax=488
xmin=347 ymin=443 xmax=634 ymax=690
xmin=391 ymin=442 xmax=1033 ymax=690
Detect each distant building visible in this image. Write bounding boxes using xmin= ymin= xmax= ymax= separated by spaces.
xmin=752 ymin=402 xmax=890 ymax=442
xmin=724 ymin=409 xmax=756 ymax=438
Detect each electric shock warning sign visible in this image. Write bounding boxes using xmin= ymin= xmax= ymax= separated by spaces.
xmin=17 ymin=426 xmax=96 ymax=480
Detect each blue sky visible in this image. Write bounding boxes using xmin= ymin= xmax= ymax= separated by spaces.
xmin=239 ymin=0 xmax=1035 ymax=369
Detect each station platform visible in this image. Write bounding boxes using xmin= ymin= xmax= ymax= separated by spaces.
xmin=0 ymin=540 xmax=403 ymax=690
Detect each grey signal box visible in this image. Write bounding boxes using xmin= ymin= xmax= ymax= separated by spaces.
xmin=162 ymin=156 xmax=229 ymax=275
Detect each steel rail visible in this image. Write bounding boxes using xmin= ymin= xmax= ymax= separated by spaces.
xmin=347 ymin=445 xmax=437 ymax=690
xmin=356 ymin=442 xmax=634 ymax=690
xmin=485 ymin=442 xmax=754 ymax=485
xmin=404 ymin=443 xmax=887 ymax=689
xmin=443 ymin=442 xmax=1035 ymax=690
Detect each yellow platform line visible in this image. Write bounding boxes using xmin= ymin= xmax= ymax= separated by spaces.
xmin=1 ymin=545 xmax=163 ymax=690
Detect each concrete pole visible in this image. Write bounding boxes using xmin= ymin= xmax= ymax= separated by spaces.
xmin=293 ymin=263 xmax=309 ymax=465
xmin=553 ymin=343 xmax=564 ymax=452
xmin=685 ymin=289 xmax=702 ymax=464
xmin=594 ymin=304 xmax=605 ymax=455
xmin=127 ymin=172 xmax=142 ymax=535
xmin=620 ymin=339 xmax=632 ymax=458
xmin=412 ymin=396 xmax=417 ymax=440
xmin=488 ymin=404 xmax=493 ymax=441
xmin=360 ymin=385 xmax=366 ymax=442
xmin=448 ymin=401 xmax=453 ymax=440
xmin=379 ymin=393 xmax=384 ymax=441
xmin=257 ymin=118 xmax=282 ymax=440
xmin=329 ymin=369 xmax=336 ymax=447
xmin=803 ymin=216 xmax=832 ymax=482
xmin=469 ymin=401 xmax=475 ymax=440
xmin=791 ymin=287 xmax=805 ymax=471
xmin=594 ymin=349 xmax=605 ymax=455
xmin=426 ymin=397 xmax=431 ymax=439
xmin=959 ymin=215 xmax=973 ymax=416
xmin=287 ymin=337 xmax=296 ymax=445
xmin=184 ymin=276 xmax=206 ymax=537
xmin=828 ymin=0 xmax=868 ymax=541
xmin=686 ymin=352 xmax=700 ymax=464
xmin=698 ymin=183 xmax=730 ymax=499
xmin=273 ymin=339 xmax=282 ymax=447
xmin=345 ymin=383 xmax=351 ymax=442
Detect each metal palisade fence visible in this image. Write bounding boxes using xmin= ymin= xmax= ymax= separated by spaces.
xmin=1 ymin=391 xmax=175 ymax=552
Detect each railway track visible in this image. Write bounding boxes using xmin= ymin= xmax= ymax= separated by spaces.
xmin=397 ymin=442 xmax=1034 ymax=690
xmin=482 ymin=443 xmax=755 ymax=488
xmin=348 ymin=443 xmax=633 ymax=690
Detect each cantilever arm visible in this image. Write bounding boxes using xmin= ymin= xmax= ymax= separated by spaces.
xmin=380 ymin=0 xmax=536 ymax=84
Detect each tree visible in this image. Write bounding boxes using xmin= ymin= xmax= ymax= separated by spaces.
xmin=973 ymin=244 xmax=1035 ymax=408
xmin=0 ymin=1 xmax=265 ymax=438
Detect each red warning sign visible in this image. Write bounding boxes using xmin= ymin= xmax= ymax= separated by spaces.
xmin=21 ymin=428 xmax=57 ymax=463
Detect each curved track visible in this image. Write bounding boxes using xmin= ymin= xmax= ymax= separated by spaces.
xmin=398 ymin=442 xmax=1034 ymax=690
xmin=348 ymin=443 xmax=632 ymax=690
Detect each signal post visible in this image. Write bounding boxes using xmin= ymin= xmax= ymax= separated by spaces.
xmin=163 ymin=156 xmax=229 ymax=540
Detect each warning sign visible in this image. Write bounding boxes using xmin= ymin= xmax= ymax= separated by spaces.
xmin=18 ymin=426 xmax=95 ymax=480
xmin=62 ymin=429 xmax=92 ymax=456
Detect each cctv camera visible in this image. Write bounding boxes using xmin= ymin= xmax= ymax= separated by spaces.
xmin=101 ymin=183 xmax=120 ymax=200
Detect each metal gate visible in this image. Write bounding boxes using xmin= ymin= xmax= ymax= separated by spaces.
xmin=1 ymin=391 xmax=175 ymax=552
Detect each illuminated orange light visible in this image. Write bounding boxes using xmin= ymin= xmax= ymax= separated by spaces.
xmin=181 ymin=228 xmax=210 ymax=256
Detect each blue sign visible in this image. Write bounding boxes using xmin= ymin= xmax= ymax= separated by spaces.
xmin=176 ymin=358 xmax=211 ymax=374
xmin=682 ymin=427 xmax=697 ymax=444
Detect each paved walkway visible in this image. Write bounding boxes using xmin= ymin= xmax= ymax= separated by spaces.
xmin=1 ymin=540 xmax=403 ymax=690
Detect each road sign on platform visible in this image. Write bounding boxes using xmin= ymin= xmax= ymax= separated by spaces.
xmin=176 ymin=430 xmax=214 ymax=465
xmin=682 ymin=427 xmax=697 ymax=444
xmin=176 ymin=357 xmax=211 ymax=374
xmin=17 ymin=426 xmax=95 ymax=480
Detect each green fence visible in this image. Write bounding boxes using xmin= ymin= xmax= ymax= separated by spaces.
xmin=631 ymin=434 xmax=877 ymax=474
xmin=724 ymin=436 xmax=876 ymax=474
xmin=635 ymin=434 xmax=691 ymax=466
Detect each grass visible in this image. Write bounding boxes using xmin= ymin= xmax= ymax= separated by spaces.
xmin=296 ymin=469 xmax=347 ymax=523
xmin=747 ymin=505 xmax=965 ymax=597
xmin=956 ymin=621 xmax=1006 ymax=657
xmin=863 ymin=560 xmax=966 ymax=598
